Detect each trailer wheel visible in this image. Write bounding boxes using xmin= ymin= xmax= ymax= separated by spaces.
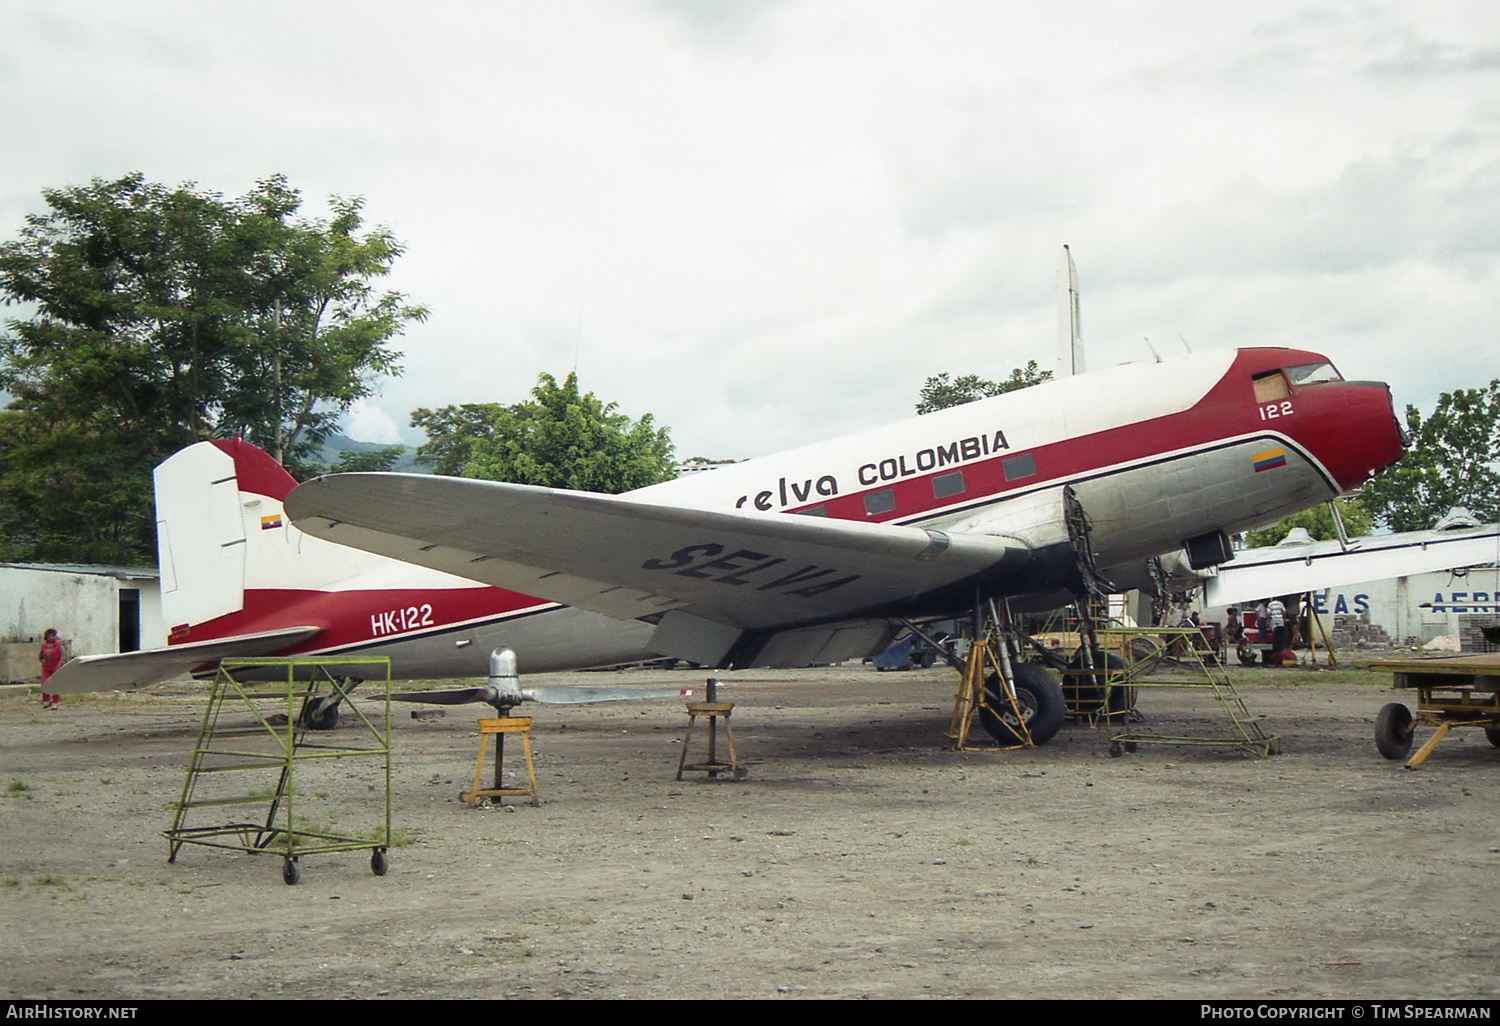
xmin=1375 ymin=703 xmax=1415 ymax=760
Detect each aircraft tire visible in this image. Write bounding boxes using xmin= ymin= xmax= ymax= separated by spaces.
xmin=1485 ymin=726 xmax=1500 ymax=749
xmin=1374 ymin=702 xmax=1415 ymax=760
xmin=979 ymin=663 xmax=1065 ymax=746
xmin=304 ymin=703 xmax=339 ymax=731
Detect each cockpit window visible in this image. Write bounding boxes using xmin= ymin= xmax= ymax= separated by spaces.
xmin=1285 ymin=362 xmax=1342 ymax=387
xmin=1252 ymin=371 xmax=1290 ymax=403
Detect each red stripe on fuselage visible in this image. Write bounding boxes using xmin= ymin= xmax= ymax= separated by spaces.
xmin=782 ymin=349 xmax=1401 ymax=523
xmin=174 ymin=585 xmax=555 ymax=654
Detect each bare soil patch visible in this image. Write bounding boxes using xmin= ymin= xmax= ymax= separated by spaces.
xmin=1 ymin=662 xmax=1497 ymax=1000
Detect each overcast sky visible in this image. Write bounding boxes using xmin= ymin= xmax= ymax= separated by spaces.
xmin=2 ymin=1 xmax=1497 ymax=461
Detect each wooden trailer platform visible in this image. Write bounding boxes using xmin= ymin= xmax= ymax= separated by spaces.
xmin=1366 ymin=653 xmax=1500 ymax=769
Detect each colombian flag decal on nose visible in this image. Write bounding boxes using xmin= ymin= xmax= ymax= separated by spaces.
xmin=260 ymin=513 xmax=285 ymax=530
xmin=1252 ymin=447 xmax=1288 ymax=472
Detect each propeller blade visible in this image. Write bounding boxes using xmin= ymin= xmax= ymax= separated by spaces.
xmin=390 ymin=688 xmax=494 ymax=706
xmin=523 ymin=686 xmax=695 ymax=705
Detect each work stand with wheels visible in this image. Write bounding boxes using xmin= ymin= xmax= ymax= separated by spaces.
xmin=1089 ymin=626 xmax=1281 ymax=758
xmin=164 ymin=657 xmax=393 ymax=885
xmin=1369 ymin=654 xmax=1500 ymax=769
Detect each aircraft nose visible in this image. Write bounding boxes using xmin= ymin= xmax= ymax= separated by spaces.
xmin=1391 ymin=388 xmax=1413 ymax=450
xmin=1332 ymin=380 xmax=1408 ymax=492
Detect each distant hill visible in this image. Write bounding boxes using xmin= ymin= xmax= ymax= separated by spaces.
xmin=318 ymin=434 xmax=430 ymax=473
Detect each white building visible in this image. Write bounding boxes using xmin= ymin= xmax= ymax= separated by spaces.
xmin=1 ymin=564 xmax=164 ymax=671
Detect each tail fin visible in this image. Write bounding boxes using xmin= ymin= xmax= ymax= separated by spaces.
xmin=154 ymin=439 xmax=368 ymax=633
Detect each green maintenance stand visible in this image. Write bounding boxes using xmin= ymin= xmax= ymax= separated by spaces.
xmin=164 ymin=657 xmax=392 ymax=885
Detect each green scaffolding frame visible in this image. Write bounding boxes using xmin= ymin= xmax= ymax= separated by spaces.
xmin=1090 ymin=627 xmax=1282 ymax=758
xmin=163 ymin=657 xmax=393 ymax=884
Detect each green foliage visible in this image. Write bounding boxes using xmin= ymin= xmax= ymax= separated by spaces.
xmin=328 ymin=445 xmax=407 ymax=473
xmin=0 ymin=408 xmax=156 ymax=563
xmin=916 ymin=361 xmax=1052 ymax=414
xmin=1243 ymin=498 xmax=1373 ymax=549
xmin=0 ymin=173 xmax=425 ymax=562
xmin=1358 ymin=381 xmax=1500 ymax=532
xmin=456 ymin=372 xmax=676 ymax=493
xmin=410 ymin=402 xmax=506 ymax=476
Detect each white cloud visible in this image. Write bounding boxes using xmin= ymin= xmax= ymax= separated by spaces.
xmin=3 ymin=0 xmax=1498 ymax=461
xmin=342 ymin=399 xmax=404 ymax=446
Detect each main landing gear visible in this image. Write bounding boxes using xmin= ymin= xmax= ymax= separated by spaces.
xmin=927 ymin=599 xmax=1067 ymax=751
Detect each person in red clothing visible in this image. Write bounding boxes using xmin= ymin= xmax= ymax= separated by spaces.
xmin=38 ymin=628 xmax=63 ymax=710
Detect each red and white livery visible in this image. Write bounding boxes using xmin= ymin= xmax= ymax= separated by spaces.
xmin=53 ymin=346 xmax=1408 ymax=744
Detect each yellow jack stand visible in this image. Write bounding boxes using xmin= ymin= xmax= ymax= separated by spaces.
xmin=944 ymin=637 xmax=1034 ymax=752
xmin=461 ymin=716 xmax=540 ymax=807
xmin=677 ymin=702 xmax=739 ymax=780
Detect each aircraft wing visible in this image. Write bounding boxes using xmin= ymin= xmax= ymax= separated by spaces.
xmin=285 ymin=473 xmax=1039 ymax=634
xmin=1202 ymin=524 xmax=1500 ymax=607
xmin=49 ymin=626 xmax=323 ymax=695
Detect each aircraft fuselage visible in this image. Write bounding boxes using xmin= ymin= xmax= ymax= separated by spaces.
xmin=168 ymin=347 xmax=1404 ymax=677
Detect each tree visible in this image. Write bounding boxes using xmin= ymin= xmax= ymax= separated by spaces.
xmin=1243 ymin=497 xmax=1373 ymax=549
xmin=450 ymin=372 xmax=676 ymax=493
xmin=0 ymin=408 xmax=156 ymax=564
xmin=1358 ymin=381 xmax=1500 ymax=532
xmin=0 ymin=173 xmax=425 ymax=562
xmin=328 ymin=445 xmax=407 ymax=474
xmin=410 ymin=402 xmax=507 ymax=476
xmin=916 ymin=361 xmax=1052 ymax=414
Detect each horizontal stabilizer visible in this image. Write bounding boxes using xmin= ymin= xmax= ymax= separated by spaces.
xmin=49 ymin=626 xmax=323 ymax=695
xmin=1204 ymin=524 xmax=1500 ymax=607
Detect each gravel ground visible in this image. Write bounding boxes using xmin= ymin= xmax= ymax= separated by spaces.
xmin=1 ymin=660 xmax=1497 ymax=1000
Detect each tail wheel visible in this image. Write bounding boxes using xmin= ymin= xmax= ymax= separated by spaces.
xmin=979 ymin=662 xmax=1066 ymax=746
xmin=1374 ymin=703 xmax=1415 ymax=760
xmin=304 ymin=702 xmax=340 ymax=731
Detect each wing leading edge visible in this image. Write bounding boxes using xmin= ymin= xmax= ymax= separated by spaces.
xmin=285 ymin=473 xmax=1053 ymax=639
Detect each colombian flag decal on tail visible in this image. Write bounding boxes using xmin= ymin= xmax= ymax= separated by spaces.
xmin=260 ymin=513 xmax=285 ymax=530
xmin=1252 ymin=447 xmax=1288 ymax=473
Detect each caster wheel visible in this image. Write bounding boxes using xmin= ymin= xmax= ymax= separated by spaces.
xmin=371 ymin=849 xmax=389 ymax=877
xmin=283 ymin=858 xmax=300 ymax=886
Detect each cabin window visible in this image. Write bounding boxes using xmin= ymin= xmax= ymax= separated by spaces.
xmin=1002 ymin=453 xmax=1036 ymax=481
xmin=796 ymin=505 xmax=827 ymax=517
xmin=1252 ymin=371 xmax=1291 ymax=403
xmin=863 ymin=489 xmax=896 ymax=516
xmin=1285 ymin=362 xmax=1342 ymax=387
xmin=932 ymin=471 xmax=965 ymax=499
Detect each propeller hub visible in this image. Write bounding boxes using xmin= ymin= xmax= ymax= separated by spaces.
xmin=486 ymin=648 xmax=525 ymax=712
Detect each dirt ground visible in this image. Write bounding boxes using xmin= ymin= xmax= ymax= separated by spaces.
xmin=1 ymin=658 xmax=1498 ymax=1001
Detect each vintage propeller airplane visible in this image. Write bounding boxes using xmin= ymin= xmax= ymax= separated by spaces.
xmin=51 ymin=346 xmax=1408 ymax=743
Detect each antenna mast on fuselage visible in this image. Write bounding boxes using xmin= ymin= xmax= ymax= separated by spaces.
xmin=1057 ymin=244 xmax=1084 ymax=378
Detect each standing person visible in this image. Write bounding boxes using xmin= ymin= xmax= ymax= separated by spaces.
xmin=38 ymin=629 xmax=63 ymax=710
xmin=1267 ymin=597 xmax=1290 ymax=660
